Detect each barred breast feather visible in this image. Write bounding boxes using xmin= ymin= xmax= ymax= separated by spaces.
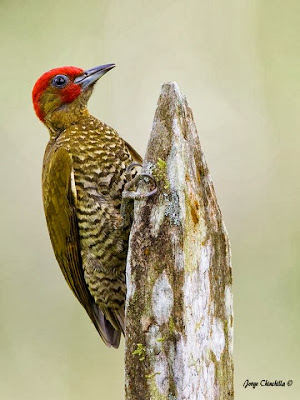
xmin=42 ymin=115 xmax=142 ymax=347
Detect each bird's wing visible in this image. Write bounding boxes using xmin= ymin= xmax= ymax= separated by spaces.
xmin=42 ymin=145 xmax=120 ymax=348
xmin=124 ymin=140 xmax=143 ymax=164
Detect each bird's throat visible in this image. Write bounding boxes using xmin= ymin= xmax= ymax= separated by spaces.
xmin=45 ymin=104 xmax=90 ymax=139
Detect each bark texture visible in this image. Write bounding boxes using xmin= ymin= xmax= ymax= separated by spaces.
xmin=125 ymin=82 xmax=233 ymax=400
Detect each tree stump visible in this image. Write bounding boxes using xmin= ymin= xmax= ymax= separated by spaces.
xmin=125 ymin=82 xmax=233 ymax=400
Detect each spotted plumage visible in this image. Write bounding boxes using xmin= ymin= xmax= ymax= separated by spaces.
xmin=33 ymin=64 xmax=141 ymax=347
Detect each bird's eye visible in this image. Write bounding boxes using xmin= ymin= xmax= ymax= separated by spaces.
xmin=52 ymin=75 xmax=69 ymax=88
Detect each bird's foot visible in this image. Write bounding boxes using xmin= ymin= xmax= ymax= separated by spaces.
xmin=122 ymin=163 xmax=158 ymax=200
xmin=120 ymin=163 xmax=158 ymax=227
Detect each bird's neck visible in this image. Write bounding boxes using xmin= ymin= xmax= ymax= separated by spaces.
xmin=45 ymin=104 xmax=90 ymax=140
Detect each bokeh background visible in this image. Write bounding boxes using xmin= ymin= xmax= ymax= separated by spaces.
xmin=1 ymin=1 xmax=299 ymax=399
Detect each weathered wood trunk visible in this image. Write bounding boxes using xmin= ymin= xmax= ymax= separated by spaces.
xmin=125 ymin=82 xmax=233 ymax=400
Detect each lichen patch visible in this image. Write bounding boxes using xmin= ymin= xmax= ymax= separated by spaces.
xmin=152 ymin=272 xmax=174 ymax=325
xmin=211 ymin=317 xmax=225 ymax=362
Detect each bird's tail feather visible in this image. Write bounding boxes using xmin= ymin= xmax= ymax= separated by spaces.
xmin=103 ymin=307 xmax=125 ymax=334
xmin=114 ymin=308 xmax=125 ymax=333
xmin=90 ymin=304 xmax=121 ymax=348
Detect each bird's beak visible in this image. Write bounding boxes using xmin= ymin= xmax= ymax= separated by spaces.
xmin=74 ymin=63 xmax=115 ymax=89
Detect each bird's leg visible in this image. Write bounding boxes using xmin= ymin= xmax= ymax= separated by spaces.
xmin=122 ymin=163 xmax=158 ymax=200
xmin=120 ymin=163 xmax=158 ymax=227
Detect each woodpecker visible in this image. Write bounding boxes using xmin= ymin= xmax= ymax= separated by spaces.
xmin=32 ymin=64 xmax=143 ymax=348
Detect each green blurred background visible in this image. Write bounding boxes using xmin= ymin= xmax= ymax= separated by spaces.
xmin=1 ymin=0 xmax=299 ymax=399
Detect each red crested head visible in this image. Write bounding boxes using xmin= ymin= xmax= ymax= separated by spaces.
xmin=32 ymin=63 xmax=115 ymax=127
xmin=32 ymin=66 xmax=84 ymax=122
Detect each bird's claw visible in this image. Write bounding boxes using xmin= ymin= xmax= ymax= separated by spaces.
xmin=125 ymin=162 xmax=142 ymax=180
xmin=123 ymin=163 xmax=158 ymax=200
